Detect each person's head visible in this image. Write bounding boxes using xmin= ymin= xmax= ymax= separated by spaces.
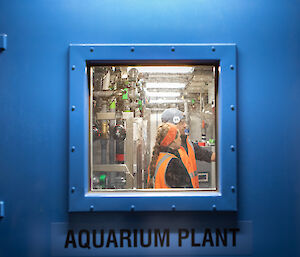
xmin=155 ymin=122 xmax=181 ymax=150
xmin=161 ymin=108 xmax=187 ymax=135
xmin=148 ymin=123 xmax=181 ymax=187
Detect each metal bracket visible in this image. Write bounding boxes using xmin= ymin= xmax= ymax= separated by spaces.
xmin=0 ymin=34 xmax=7 ymax=51
xmin=93 ymin=164 xmax=129 ymax=173
xmin=0 ymin=201 xmax=4 ymax=218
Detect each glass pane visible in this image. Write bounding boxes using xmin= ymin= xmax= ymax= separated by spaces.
xmin=89 ymin=65 xmax=217 ymax=191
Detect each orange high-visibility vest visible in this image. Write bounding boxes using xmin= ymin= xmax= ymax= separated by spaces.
xmin=149 ymin=153 xmax=178 ymax=189
xmin=178 ymin=136 xmax=199 ymax=188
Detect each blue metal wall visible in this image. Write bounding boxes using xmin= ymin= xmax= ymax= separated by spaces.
xmin=0 ymin=1 xmax=299 ymax=256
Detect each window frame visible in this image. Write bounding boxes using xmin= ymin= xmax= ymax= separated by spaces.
xmin=69 ymin=44 xmax=237 ymax=212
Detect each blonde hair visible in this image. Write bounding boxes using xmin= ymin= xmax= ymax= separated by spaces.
xmin=148 ymin=123 xmax=175 ymax=188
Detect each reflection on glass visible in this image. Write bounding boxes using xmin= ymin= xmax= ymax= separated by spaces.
xmin=89 ymin=65 xmax=217 ymax=191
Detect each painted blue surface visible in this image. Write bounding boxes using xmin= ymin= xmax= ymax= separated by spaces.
xmin=0 ymin=0 xmax=299 ymax=257
xmin=0 ymin=201 xmax=4 ymax=218
xmin=69 ymin=44 xmax=237 ymax=212
xmin=0 ymin=34 xmax=7 ymax=50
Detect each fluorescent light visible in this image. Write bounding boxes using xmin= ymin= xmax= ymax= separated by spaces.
xmin=146 ymin=83 xmax=186 ymax=89
xmin=127 ymin=66 xmax=193 ymax=73
xmin=149 ymin=99 xmax=184 ymax=104
xmin=147 ymin=91 xmax=181 ymax=97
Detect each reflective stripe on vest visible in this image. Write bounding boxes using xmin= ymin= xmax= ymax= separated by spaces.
xmin=154 ymin=153 xmax=177 ymax=189
xmin=187 ymin=137 xmax=197 ymax=171
xmin=178 ymin=136 xmax=199 ymax=188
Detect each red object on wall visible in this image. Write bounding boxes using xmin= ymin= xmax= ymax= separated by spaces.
xmin=116 ymin=154 xmax=125 ymax=162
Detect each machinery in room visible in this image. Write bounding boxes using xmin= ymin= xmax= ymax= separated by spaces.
xmin=89 ymin=65 xmax=217 ymax=191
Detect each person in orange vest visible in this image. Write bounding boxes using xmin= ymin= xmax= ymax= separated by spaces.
xmin=148 ymin=123 xmax=193 ymax=189
xmin=161 ymin=108 xmax=215 ymax=188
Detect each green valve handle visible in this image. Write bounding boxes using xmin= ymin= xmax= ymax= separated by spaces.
xmin=99 ymin=174 xmax=106 ymax=183
xmin=110 ymin=101 xmax=116 ymax=109
xmin=122 ymin=88 xmax=129 ymax=100
xmin=138 ymin=100 xmax=143 ymax=110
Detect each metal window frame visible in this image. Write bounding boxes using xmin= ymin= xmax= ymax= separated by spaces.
xmin=69 ymin=44 xmax=237 ymax=212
